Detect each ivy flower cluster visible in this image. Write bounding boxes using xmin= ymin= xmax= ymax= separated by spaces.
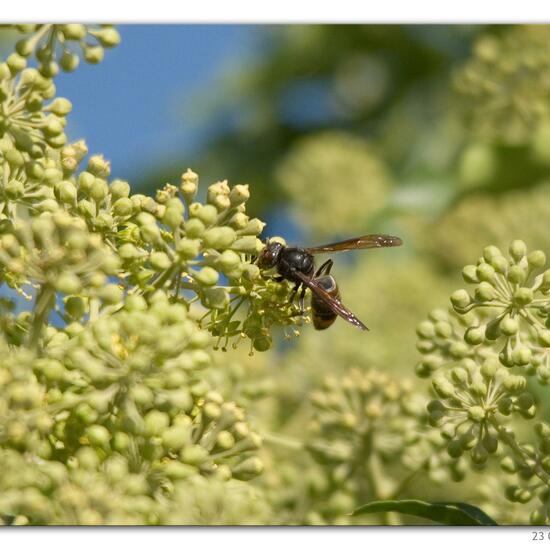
xmin=416 ymin=240 xmax=550 ymax=524
xmin=0 ymin=24 xmax=310 ymax=525
xmin=304 ymin=369 xmax=458 ymax=524
xmin=275 ymin=131 xmax=392 ymax=237
xmin=11 ymin=24 xmax=121 ymax=76
xmin=454 ymin=25 xmax=550 ymax=145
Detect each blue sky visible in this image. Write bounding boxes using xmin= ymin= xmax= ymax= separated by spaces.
xmin=53 ymin=25 xmax=258 ymax=181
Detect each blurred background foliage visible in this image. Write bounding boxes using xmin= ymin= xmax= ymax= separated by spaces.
xmin=2 ymin=24 xmax=550 ymax=525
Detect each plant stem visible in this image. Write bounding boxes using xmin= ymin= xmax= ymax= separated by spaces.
xmin=490 ymin=418 xmax=550 ymax=487
xmin=28 ymin=284 xmax=55 ymax=352
xmin=262 ymin=431 xmax=304 ymax=451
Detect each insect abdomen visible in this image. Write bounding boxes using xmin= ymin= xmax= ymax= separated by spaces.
xmin=311 ymin=275 xmax=339 ymax=330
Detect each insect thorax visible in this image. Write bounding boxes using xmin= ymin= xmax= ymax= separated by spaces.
xmin=279 ymin=247 xmax=314 ymax=280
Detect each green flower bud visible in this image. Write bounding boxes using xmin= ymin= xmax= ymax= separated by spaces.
xmin=253 ymin=335 xmax=272 ymax=352
xmin=61 ymin=24 xmax=87 ymax=40
xmin=5 ymin=148 xmax=25 ymax=167
xmin=46 ymin=133 xmax=67 ymax=148
xmin=89 ymin=178 xmax=109 ymax=202
xmin=228 ymin=184 xmax=250 ymax=206
xmin=55 ymin=272 xmax=82 ymax=294
xmin=462 ymin=264 xmax=479 ymax=283
xmin=7 ymin=53 xmax=27 ymax=73
xmin=87 ymin=424 xmax=110 ymax=447
xmin=180 ymin=168 xmax=198 ymax=201
xmin=517 ymin=392 xmax=535 ymax=410
xmin=416 ymin=320 xmax=435 ymax=339
xmin=490 ymin=255 xmax=508 ymax=274
xmin=144 ymin=410 xmax=170 ymax=436
xmin=468 ymin=405 xmax=485 ymax=422
xmin=98 ymin=284 xmax=123 ymax=304
xmin=216 ymin=250 xmax=241 ymax=271
xmin=451 ymin=367 xmax=469 ymax=385
xmin=512 ymin=346 xmax=532 ymax=366
xmin=211 ymin=194 xmax=230 ymax=211
xmin=40 ymin=60 xmax=60 ymax=78
xmin=25 ymin=160 xmax=45 ymax=180
xmin=447 ymin=439 xmax=463 ymax=458
xmin=60 ymin=51 xmax=80 ymax=72
xmin=162 ymin=206 xmax=183 ymax=229
xmin=196 ymin=204 xmax=218 ymax=226
xmin=451 ymin=289 xmax=471 ymax=310
xmin=537 ymin=366 xmax=550 ymax=382
xmin=84 ymin=45 xmax=105 ymax=64
xmin=231 ymin=236 xmax=263 ymax=254
xmin=232 ymin=457 xmax=263 ymax=480
xmin=470 ymin=379 xmax=487 ymax=396
xmin=190 ymin=350 xmax=211 ymax=370
xmin=476 ymin=263 xmax=495 ymax=282
xmin=482 ymin=434 xmax=498 ymax=454
xmin=242 ymin=264 xmax=260 ymax=281
xmin=161 ymin=425 xmax=190 ymax=451
xmin=537 ymin=329 xmax=550 ymax=347
xmin=500 ymin=456 xmax=517 ymax=473
xmin=202 ymin=226 xmax=236 ymax=249
xmin=150 ymin=251 xmax=171 ymax=270
xmin=180 ymin=445 xmax=209 ymax=466
xmin=485 ymin=318 xmax=502 ymax=340
xmin=207 ymin=180 xmax=230 ymax=203
xmin=94 ymin=27 xmax=121 ymax=48
xmin=202 ymin=287 xmax=229 ymax=310
xmin=176 ymin=238 xmax=201 ymax=260
xmin=184 ymin=218 xmax=205 ymax=238
xmin=48 ymin=98 xmax=72 ymax=117
xmin=483 ymin=245 xmax=502 ymax=263
xmin=5 ymin=179 xmax=25 ymax=199
xmin=470 ymin=445 xmax=489 ymax=465
xmin=432 ymin=377 xmax=454 ymax=398
xmin=464 ymin=326 xmax=484 ymax=345
xmin=513 ymin=287 xmax=533 ymax=306
xmin=119 ymin=243 xmax=145 ymax=260
xmin=508 ymin=265 xmax=526 ymax=284
xmin=65 ymin=295 xmax=87 ymax=318
xmin=77 ymin=171 xmax=94 ymax=194
xmin=480 ymin=357 xmax=498 ymax=379
xmin=194 ymin=266 xmax=219 ymax=286
xmin=500 ymin=315 xmax=519 ymax=335
xmin=15 ymin=37 xmax=33 ymax=57
xmin=87 ymin=155 xmax=111 ymax=179
xmin=215 ymin=430 xmax=236 ymax=450
xmin=503 ymin=375 xmax=527 ymax=392
xmin=475 ymin=281 xmax=496 ymax=302
xmin=140 ymin=223 xmax=161 ymax=244
xmin=54 ymin=180 xmax=77 ymax=204
xmin=94 ymin=209 xmax=113 ymax=229
xmin=509 ymin=240 xmax=527 ymax=261
xmin=113 ymin=197 xmax=134 ymax=216
xmin=528 ymin=250 xmax=546 ymax=269
xmin=428 ymin=409 xmax=445 ymax=425
xmin=44 ymin=116 xmax=65 ymax=137
xmin=540 ymin=269 xmax=550 ymax=290
xmin=530 ymin=510 xmax=545 ymax=525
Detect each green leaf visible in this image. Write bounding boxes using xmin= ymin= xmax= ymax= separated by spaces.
xmin=352 ymin=499 xmax=497 ymax=526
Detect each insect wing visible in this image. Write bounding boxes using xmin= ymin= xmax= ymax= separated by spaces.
xmin=293 ymin=270 xmax=368 ymax=331
xmin=305 ymin=234 xmax=403 ymax=254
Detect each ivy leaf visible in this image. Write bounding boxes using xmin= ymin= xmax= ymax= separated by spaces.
xmin=351 ymin=499 xmax=497 ymax=526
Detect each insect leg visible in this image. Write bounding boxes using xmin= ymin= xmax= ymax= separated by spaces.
xmin=315 ymin=259 xmax=334 ymax=277
xmin=299 ymin=285 xmax=307 ymax=314
xmin=288 ymin=281 xmax=300 ymax=304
